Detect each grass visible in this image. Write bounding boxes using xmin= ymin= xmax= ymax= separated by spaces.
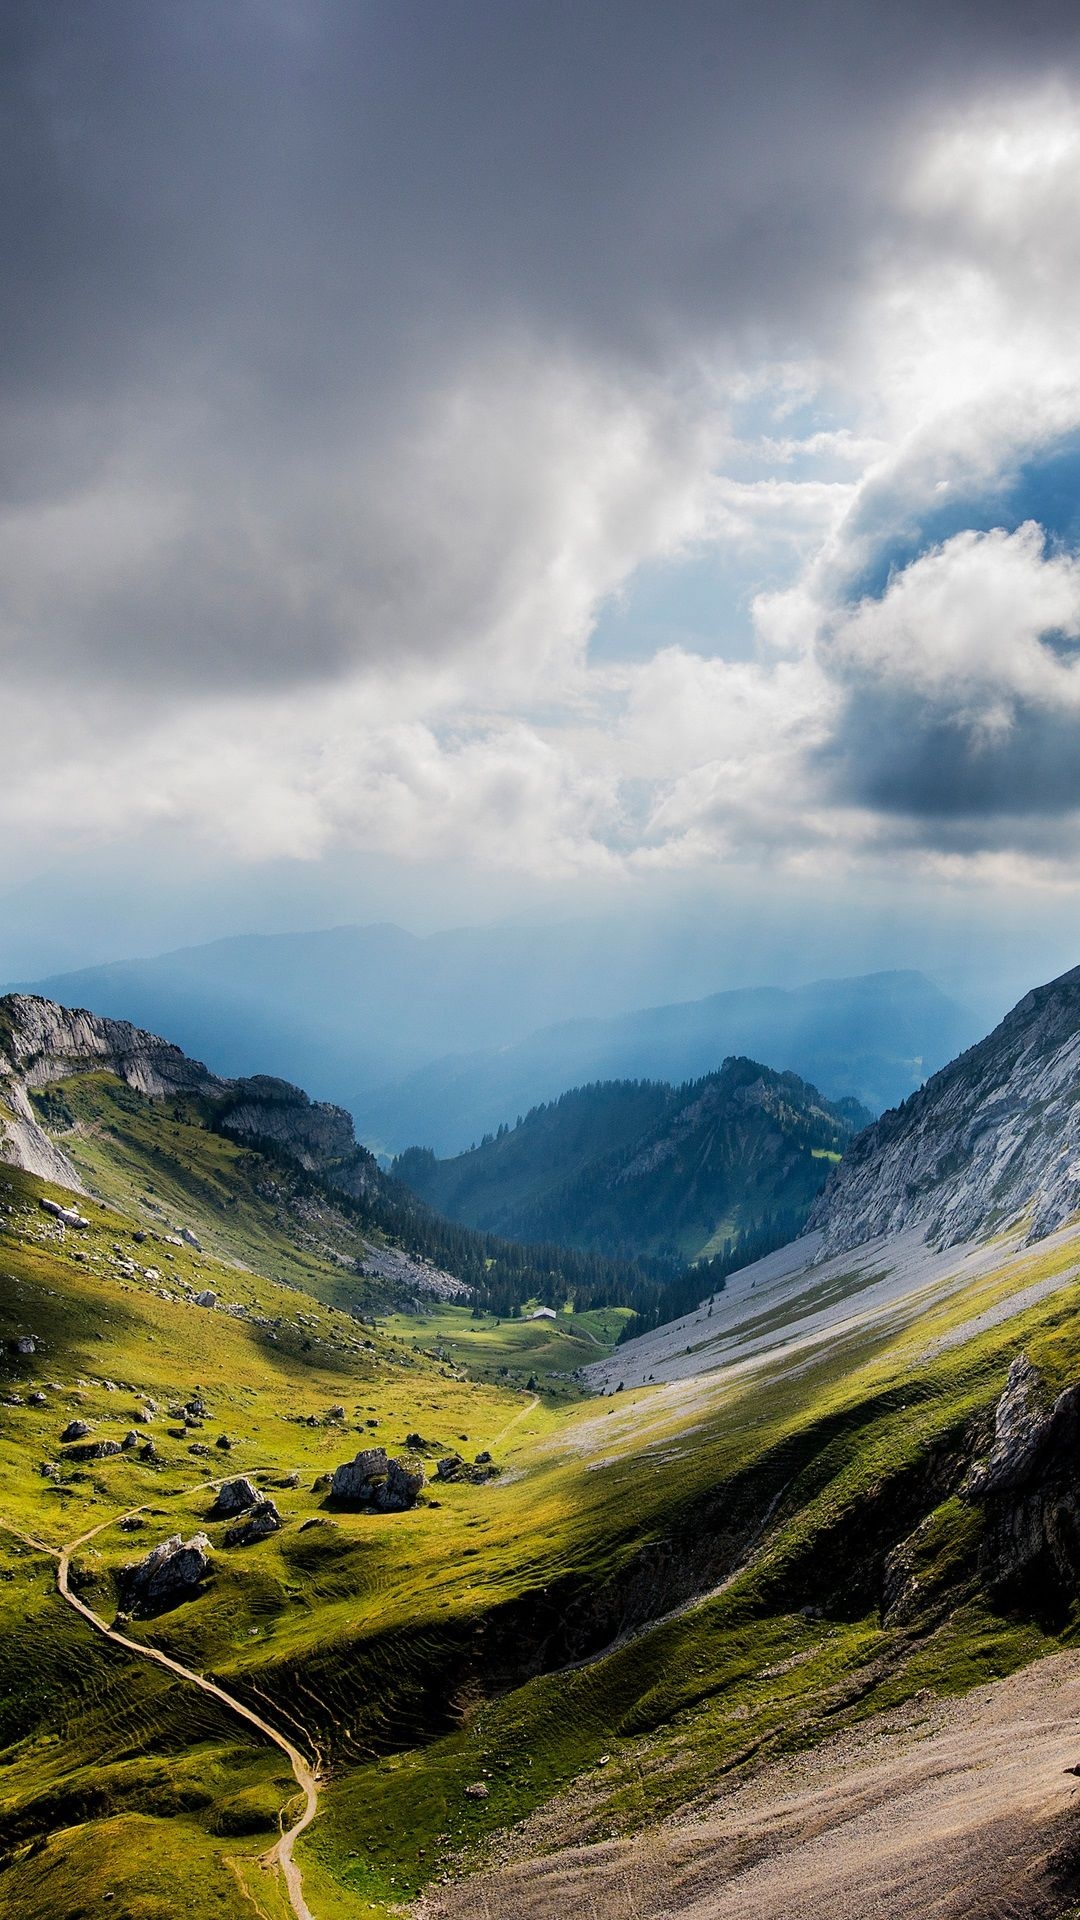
xmin=4 ymin=1071 xmax=1080 ymax=1916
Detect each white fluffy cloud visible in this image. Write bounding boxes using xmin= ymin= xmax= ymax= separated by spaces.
xmin=8 ymin=63 xmax=1080 ymax=892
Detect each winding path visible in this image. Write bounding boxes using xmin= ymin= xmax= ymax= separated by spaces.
xmin=4 ymin=1497 xmax=321 ymax=1920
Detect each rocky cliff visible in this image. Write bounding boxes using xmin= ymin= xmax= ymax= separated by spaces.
xmin=0 ymin=993 xmax=376 ymax=1198
xmin=810 ymin=964 xmax=1080 ymax=1256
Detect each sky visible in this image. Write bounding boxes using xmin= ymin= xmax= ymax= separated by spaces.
xmin=5 ymin=1 xmax=1080 ymax=1008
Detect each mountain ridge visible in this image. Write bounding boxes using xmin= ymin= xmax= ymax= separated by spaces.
xmin=395 ymin=1059 xmax=868 ymax=1264
xmin=364 ymin=967 xmax=969 ymax=1152
xmin=13 ymin=929 xmax=972 ymax=1155
xmin=809 ymin=961 xmax=1080 ymax=1256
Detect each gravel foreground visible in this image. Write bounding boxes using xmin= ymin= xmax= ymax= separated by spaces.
xmin=420 ymin=1651 xmax=1080 ymax=1920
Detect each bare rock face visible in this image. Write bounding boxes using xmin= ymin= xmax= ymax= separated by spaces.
xmin=966 ymin=1356 xmax=1049 ymax=1496
xmin=330 ymin=1447 xmax=425 ymax=1511
xmin=810 ymin=963 xmax=1080 ymax=1256
xmin=211 ymin=1475 xmax=258 ymax=1516
xmin=223 ymin=1497 xmax=282 ymax=1546
xmin=965 ymin=1354 xmax=1080 ymax=1609
xmin=120 ymin=1533 xmax=211 ymax=1613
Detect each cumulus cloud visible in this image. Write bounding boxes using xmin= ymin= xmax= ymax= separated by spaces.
xmin=6 ymin=4 xmax=1080 ymax=897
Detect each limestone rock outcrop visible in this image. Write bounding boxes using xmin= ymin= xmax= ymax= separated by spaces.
xmin=965 ymin=1354 xmax=1080 ymax=1605
xmin=120 ymin=1533 xmax=211 ymax=1613
xmin=330 ymin=1447 xmax=425 ymax=1511
xmin=211 ymin=1476 xmax=258 ymax=1516
xmin=0 ymin=991 xmax=380 ymax=1201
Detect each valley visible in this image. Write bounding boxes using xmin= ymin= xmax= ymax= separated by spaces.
xmin=4 ymin=978 xmax=1080 ymax=1919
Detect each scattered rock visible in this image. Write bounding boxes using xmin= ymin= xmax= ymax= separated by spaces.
xmin=215 ymin=1434 xmax=233 ymax=1450
xmin=329 ymin=1447 xmax=425 ymax=1512
xmin=60 ymin=1419 xmax=92 ymax=1442
xmin=181 ymin=1227 xmax=202 ymax=1250
xmin=224 ymin=1498 xmax=282 ymax=1546
xmin=405 ymin=1432 xmax=428 ymax=1450
xmin=464 ymin=1783 xmax=489 ymax=1800
xmin=118 ymin=1515 xmax=145 ymax=1532
xmin=119 ymin=1532 xmax=211 ymax=1613
xmin=134 ymin=1408 xmax=154 ymax=1423
xmin=39 ymin=1461 xmax=61 ymax=1480
xmin=435 ymin=1451 xmax=500 ymax=1486
xmin=139 ymin=1439 xmax=158 ymax=1462
xmin=327 ymin=1405 xmax=346 ymax=1421
xmin=194 ymin=1290 xmax=217 ymax=1308
xmin=27 ymin=1391 xmax=47 ymax=1407
xmin=189 ymin=1442 xmax=212 ymax=1457
xmin=15 ymin=1335 xmax=36 ymax=1355
xmin=121 ymin=1430 xmax=140 ymax=1449
xmin=311 ymin=1472 xmax=332 ymax=1492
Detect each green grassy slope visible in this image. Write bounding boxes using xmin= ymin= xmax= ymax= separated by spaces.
xmin=3 ymin=1069 xmax=1080 ymax=1918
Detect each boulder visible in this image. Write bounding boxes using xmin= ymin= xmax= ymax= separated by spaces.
xmin=16 ymin=1335 xmax=36 ymax=1355
xmin=215 ymin=1434 xmax=233 ymax=1450
xmin=330 ymin=1447 xmax=425 ymax=1511
xmin=61 ymin=1419 xmax=92 ymax=1442
xmin=180 ymin=1227 xmax=202 ymax=1249
xmin=223 ymin=1497 xmax=281 ymax=1546
xmin=120 ymin=1533 xmax=211 ymax=1613
xmin=67 ymin=1438 xmax=122 ymax=1461
xmin=27 ymin=1391 xmax=47 ymax=1407
xmin=194 ymin=1290 xmax=217 ymax=1308
xmin=211 ymin=1475 xmax=258 ymax=1516
xmin=121 ymin=1430 xmax=140 ymax=1449
xmin=139 ymin=1439 xmax=158 ymax=1462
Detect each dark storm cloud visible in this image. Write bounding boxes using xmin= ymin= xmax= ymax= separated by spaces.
xmin=823 ymin=689 xmax=1080 ymax=827
xmin=4 ymin=0 xmax=1080 ymax=692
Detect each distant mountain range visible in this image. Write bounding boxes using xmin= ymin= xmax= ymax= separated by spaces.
xmin=394 ymin=1061 xmax=870 ymax=1264
xmin=366 ymin=969 xmax=969 ymax=1153
xmin=16 ymin=926 xmax=973 ymax=1156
